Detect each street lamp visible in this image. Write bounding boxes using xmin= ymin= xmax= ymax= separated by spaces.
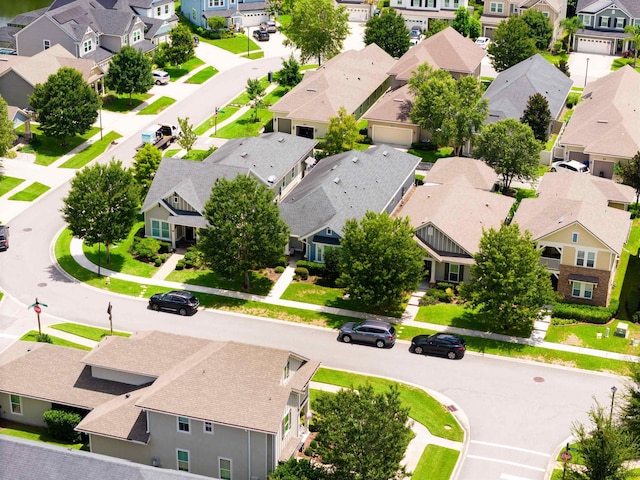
xmin=584 ymin=57 xmax=590 ymax=87
xmin=247 ymin=26 xmax=251 ymax=57
xmin=610 ymin=385 xmax=618 ymax=421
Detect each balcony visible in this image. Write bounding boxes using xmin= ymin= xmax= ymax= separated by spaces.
xmin=540 ymin=256 xmax=560 ymax=271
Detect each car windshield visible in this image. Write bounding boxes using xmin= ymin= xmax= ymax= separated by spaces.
xmin=389 ymin=326 xmax=396 ymax=335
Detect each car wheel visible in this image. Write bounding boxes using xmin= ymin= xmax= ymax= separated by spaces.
xmin=178 ymin=308 xmax=187 ymax=316
xmin=414 ymin=346 xmax=424 ymax=355
xmin=151 ymin=303 xmax=160 ymax=311
xmin=342 ymin=335 xmax=351 ymax=344
xmin=447 ymin=351 xmax=457 ymax=360
xmin=375 ymin=339 xmax=385 ymax=348
xmin=155 ymin=80 xmax=161 ymax=85
xmin=550 ymin=167 xmax=556 ymax=172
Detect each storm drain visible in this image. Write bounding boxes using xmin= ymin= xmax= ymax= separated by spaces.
xmin=446 ymin=405 xmax=458 ymax=412
xmin=533 ymin=376 xmax=545 ymax=383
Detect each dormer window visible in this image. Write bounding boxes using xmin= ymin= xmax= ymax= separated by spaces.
xmin=326 ymin=228 xmax=332 ymax=236
xmin=173 ymin=194 xmax=179 ymax=204
xmin=83 ymin=39 xmax=93 ymax=53
xmin=133 ymin=30 xmax=141 ymax=43
xmin=283 ymin=359 xmax=290 ymax=382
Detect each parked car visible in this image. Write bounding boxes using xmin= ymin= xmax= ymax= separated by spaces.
xmin=149 ymin=290 xmax=199 ymax=315
xmin=0 ymin=225 xmax=8 ymax=251
xmin=260 ymin=21 xmax=277 ymax=33
xmin=475 ymin=37 xmax=491 ymax=49
xmin=410 ymin=26 xmax=422 ymax=40
xmin=152 ymin=69 xmax=170 ymax=85
xmin=550 ymin=160 xmax=590 ymax=174
xmin=253 ymin=29 xmax=270 ymax=42
xmin=338 ymin=320 xmax=396 ymax=348
xmin=410 ymin=333 xmax=466 ymax=359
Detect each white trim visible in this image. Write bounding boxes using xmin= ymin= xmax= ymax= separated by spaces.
xmin=219 ymin=457 xmax=232 ymax=480
xmin=204 ymin=421 xmax=214 ymax=434
xmin=177 ymin=448 xmax=190 ymax=472
xmin=571 ymin=280 xmax=594 ymax=299
xmin=576 ymin=249 xmax=596 ymax=268
xmin=177 ymin=416 xmax=191 ymax=434
xmin=10 ymin=394 xmax=22 ymax=415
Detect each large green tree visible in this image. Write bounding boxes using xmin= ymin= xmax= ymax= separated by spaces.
xmin=268 ymin=458 xmax=328 ymax=480
xmin=521 ymin=10 xmax=553 ymax=50
xmin=339 ymin=211 xmax=424 ymax=311
xmin=132 ymin=143 xmax=162 ymax=198
xmin=198 ymin=175 xmax=289 ymax=289
xmin=61 ymin=159 xmax=140 ymax=264
xmin=453 ymin=6 xmax=471 ymax=37
xmin=29 ymin=67 xmax=100 ymax=145
xmin=424 ymin=19 xmax=449 ymax=38
xmin=105 ymin=46 xmax=154 ymax=105
xmin=409 ymin=64 xmax=488 ymax=155
xmin=364 ymin=8 xmax=411 ymax=58
xmin=285 ymin=0 xmax=349 ymax=65
xmin=322 ymin=106 xmax=360 ymax=156
xmin=473 ymin=118 xmax=541 ymax=192
xmin=616 ymin=151 xmax=640 ymax=205
xmin=0 ymin=95 xmax=16 ymax=179
xmin=622 ymin=364 xmax=640 ymax=443
xmin=311 ymin=385 xmax=412 ymax=480
xmin=560 ymin=16 xmax=583 ymax=51
xmin=166 ymin=23 xmax=195 ymax=66
xmin=625 ymin=24 xmax=640 ymax=67
xmin=459 ymin=223 xmax=554 ymax=335
xmin=487 ymin=16 xmax=537 ymax=72
xmin=246 ymin=78 xmax=266 ymax=122
xmin=275 ymin=55 xmax=303 ymax=90
xmin=520 ymin=93 xmax=552 ymax=142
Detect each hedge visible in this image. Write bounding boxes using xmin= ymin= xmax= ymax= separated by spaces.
xmin=296 ymin=260 xmax=325 ymax=276
xmin=294 ymin=267 xmax=309 ymax=280
xmin=43 ymin=409 xmax=82 ymax=443
xmin=552 ymin=302 xmax=616 ymax=324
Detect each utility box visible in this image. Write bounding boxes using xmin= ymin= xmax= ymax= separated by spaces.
xmin=614 ymin=322 xmax=629 ymax=338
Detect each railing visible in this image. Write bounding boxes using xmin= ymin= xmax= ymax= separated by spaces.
xmin=540 ymin=257 xmax=560 ymax=271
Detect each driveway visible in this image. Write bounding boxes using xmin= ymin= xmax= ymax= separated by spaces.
xmin=568 ymin=52 xmax=616 ymax=87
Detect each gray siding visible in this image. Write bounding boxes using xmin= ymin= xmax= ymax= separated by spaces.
xmin=590 ymin=8 xmax=631 ymax=30
xmin=0 ymin=393 xmax=51 ymax=427
xmin=90 ymin=434 xmax=152 ymax=465
xmin=416 ymin=223 xmax=468 ymax=256
xmin=0 ymin=71 xmax=34 ymax=109
xmin=17 ymin=16 xmax=76 ymax=57
xmin=385 ymin=175 xmax=415 ymax=215
xmin=99 ymin=34 xmax=123 ymax=54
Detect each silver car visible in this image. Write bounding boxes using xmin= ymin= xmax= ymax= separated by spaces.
xmin=152 ymin=69 xmax=170 ymax=85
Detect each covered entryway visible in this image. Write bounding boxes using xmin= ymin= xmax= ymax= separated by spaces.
xmin=371 ymin=125 xmax=413 ymax=147
xmin=576 ymin=37 xmax=612 ymax=54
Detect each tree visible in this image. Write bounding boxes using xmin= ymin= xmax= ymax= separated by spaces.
xmin=473 ymin=118 xmax=541 ymax=192
xmin=207 ymin=16 xmax=226 ymax=31
xmin=177 ymin=117 xmax=197 ymax=153
xmin=322 ymin=106 xmax=360 ymax=156
xmin=268 ymin=458 xmax=328 ymax=480
xmin=364 ymin=8 xmax=411 ymax=58
xmin=521 ymin=10 xmax=553 ymax=50
xmin=311 ymin=385 xmax=412 ymax=480
xmin=105 ymin=46 xmax=154 ymax=105
xmin=274 ymin=55 xmax=303 ymax=89
xmin=285 ymin=0 xmax=350 ymax=65
xmin=487 ymin=16 xmax=537 ymax=72
xmin=520 ymin=93 xmax=552 ymax=142
xmin=409 ymin=64 xmax=488 ymax=155
xmin=624 ymin=24 xmax=640 ymax=67
xmin=453 ymin=6 xmax=471 ymax=37
xmin=424 ymin=19 xmax=449 ymax=38
xmin=557 ymin=58 xmax=570 ymax=77
xmin=569 ymin=402 xmax=636 ymax=480
xmin=246 ymin=78 xmax=266 ymax=122
xmin=166 ymin=24 xmax=195 ymax=66
xmin=29 ymin=67 xmax=100 ymax=145
xmin=458 ymin=223 xmax=554 ymax=335
xmin=132 ymin=143 xmax=162 ymax=198
xmin=198 ymin=175 xmax=289 ymax=289
xmin=561 ymin=16 xmax=583 ymax=52
xmin=469 ymin=17 xmax=482 ymax=39
xmin=61 ymin=159 xmax=140 ymax=264
xmin=616 ymin=152 xmax=640 ymax=205
xmin=0 ymin=95 xmax=16 ymax=176
xmin=339 ymin=211 xmax=424 ymax=311
xmin=622 ymin=364 xmax=640 ymax=442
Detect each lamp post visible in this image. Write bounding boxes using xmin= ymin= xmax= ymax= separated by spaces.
xmin=584 ymin=57 xmax=590 ymax=87
xmin=610 ymin=385 xmax=618 ymax=421
xmin=247 ymin=26 xmax=250 ymax=57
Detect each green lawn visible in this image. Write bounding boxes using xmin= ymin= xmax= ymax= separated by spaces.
xmin=242 ymin=51 xmax=265 ymax=60
xmin=263 ymin=86 xmax=288 ymax=107
xmin=612 ymin=58 xmax=640 ymax=73
xmin=545 ymin=321 xmax=640 ymax=355
xmin=194 ymin=106 xmax=240 ymax=135
xmin=8 ymin=182 xmax=50 ymax=201
xmin=544 ymin=133 xmax=558 ymax=151
xmin=101 ymin=93 xmax=151 ymax=113
xmin=137 ymin=96 xmax=176 ymax=115
xmin=0 ymin=176 xmax=25 ymax=197
xmin=165 ymin=268 xmax=274 ymax=296
xmin=20 ymin=330 xmax=91 ymax=351
xmin=614 ymin=219 xmax=640 ymax=320
xmin=412 ymin=445 xmax=459 ymax=480
xmin=59 ymin=131 xmax=122 ymax=169
xmin=49 ymin=323 xmax=130 ymax=341
xmin=181 ymin=148 xmax=215 ymax=161
xmin=164 ymin=148 xmax=180 ymax=157
xmin=229 ymin=78 xmax=271 ymax=105
xmin=0 ymin=423 xmax=85 ymax=450
xmin=210 ymin=108 xmax=272 ymax=138
xmin=539 ymin=51 xmax=569 ymax=66
xmin=408 ymin=146 xmax=454 ymax=163
xmin=163 ymin=57 xmax=205 ymax=81
xmin=185 ymin=66 xmax=218 ymax=84
xmin=210 ymin=35 xmax=259 ymax=54
xmin=17 ymin=125 xmax=100 ymax=166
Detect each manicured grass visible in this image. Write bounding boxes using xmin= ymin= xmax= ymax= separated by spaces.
xmin=194 ymin=106 xmax=240 ymax=135
xmin=312 ymin=368 xmax=464 ymax=441
xmin=101 ymin=93 xmax=151 ymax=113
xmin=20 ymin=330 xmax=91 ymax=351
xmin=165 ymin=268 xmax=274 ymax=296
xmin=263 ymin=86 xmax=288 ymax=107
xmin=614 ymin=219 xmax=640 ymax=320
xmin=59 ymin=131 xmax=122 ymax=169
xmin=0 ymin=292 xmax=3 ymax=302
xmin=544 ymin=133 xmax=558 ymax=151
xmin=408 ymin=146 xmax=454 ymax=163
xmin=563 ymin=109 xmax=575 ymax=122
xmin=163 ymin=57 xmax=205 ymax=81
xmin=545 ymin=321 xmax=640 ymax=355
xmin=211 ymin=35 xmax=259 ymax=54
xmin=0 ymin=423 xmax=84 ymax=450
xmin=49 ymin=323 xmax=130 ymax=341
xmin=229 ymin=79 xmax=271 ymax=106
xmin=8 ymin=182 xmax=50 ymax=201
xmin=181 ymin=148 xmax=215 ymax=161
xmin=137 ymin=96 xmax=176 ymax=115
xmin=17 ymin=125 xmax=100 ymax=166
xmin=539 ymin=51 xmax=569 ymax=66
xmin=210 ymin=108 xmax=272 ymax=138
xmin=0 ymin=176 xmax=25 ymax=197
xmin=185 ymin=66 xmax=218 ymax=84
xmin=412 ymin=445 xmax=459 ymax=480
xmin=612 ymin=58 xmax=640 ymax=73
xmin=242 ymin=51 xmax=265 ymax=60
xmin=164 ymin=149 xmax=180 ymax=157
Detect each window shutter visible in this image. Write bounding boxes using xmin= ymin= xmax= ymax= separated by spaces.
xmin=444 ymin=263 xmax=449 ymax=280
xmin=459 ymin=265 xmax=464 ymax=282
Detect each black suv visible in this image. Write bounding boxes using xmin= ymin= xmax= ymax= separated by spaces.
xmin=149 ymin=290 xmax=199 ymax=316
xmin=253 ymin=29 xmax=270 ymax=41
xmin=410 ymin=333 xmax=466 ymax=359
xmin=0 ymin=225 xmax=8 ymax=251
xmin=339 ymin=320 xmax=396 ymax=348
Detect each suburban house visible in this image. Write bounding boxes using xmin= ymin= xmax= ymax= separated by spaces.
xmin=179 ymin=0 xmax=269 ymax=30
xmin=141 ymin=133 xmax=317 ymax=249
xmin=270 ymin=43 xmax=396 ymax=140
xmin=573 ymin=0 xmax=639 ymax=54
xmin=388 ymin=0 xmax=471 ymax=31
xmin=512 ymin=171 xmax=632 ymax=306
xmin=557 ymin=66 xmax=640 ymax=179
xmin=482 ymin=53 xmax=573 ymax=125
xmin=0 ymin=44 xmax=106 ymax=109
xmin=335 ymin=0 xmax=377 ymax=22
xmin=0 ymin=331 xmax=319 ymax=479
xmin=279 ymin=146 xmax=420 ymax=262
xmin=0 ymin=7 xmax=48 ymax=50
xmin=396 ymin=157 xmax=513 ymax=284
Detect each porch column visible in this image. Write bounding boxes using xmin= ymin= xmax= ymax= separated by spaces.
xmin=171 ymin=225 xmax=176 ymax=250
xmin=430 ymin=260 xmax=436 ymax=284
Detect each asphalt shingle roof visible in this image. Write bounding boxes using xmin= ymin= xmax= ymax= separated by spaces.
xmin=576 ymin=0 xmax=640 ymax=17
xmin=536 ymin=170 xmax=636 ymax=207
xmin=423 ymin=156 xmax=499 ymax=191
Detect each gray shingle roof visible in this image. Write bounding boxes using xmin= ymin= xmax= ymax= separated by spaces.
xmin=576 ymin=0 xmax=640 ymax=17
xmin=280 ymin=146 xmax=420 ymax=238
xmin=483 ymin=54 xmax=573 ymax=123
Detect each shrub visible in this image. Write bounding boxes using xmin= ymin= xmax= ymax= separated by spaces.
xmin=37 ymin=333 xmax=52 ymax=343
xmin=435 ymin=282 xmax=456 ymax=291
xmin=420 ymin=288 xmax=451 ymax=304
xmin=6 ymin=150 xmax=17 ymax=159
xmin=154 ymin=256 xmax=163 ymax=267
xmin=552 ymin=41 xmax=563 ymax=54
xmin=274 ymin=266 xmax=285 ymax=274
xmin=101 ymin=94 xmax=118 ymax=105
xmin=294 ymin=267 xmax=309 ymax=280
xmin=323 ymin=248 xmax=342 ymax=282
xmin=43 ymin=409 xmax=82 ymax=443
xmin=131 ymin=237 xmax=161 ymax=260
xmin=552 ymin=302 xmax=615 ymax=324
xmin=410 ymin=140 xmax=437 ymax=151
xmin=566 ymin=92 xmax=580 ymax=108
xmin=175 ymin=260 xmax=185 ymax=270
xmin=270 ymin=256 xmax=287 ymax=268
xmin=296 ymin=260 xmax=325 ymax=276
xmin=158 ymin=241 xmax=171 ymax=254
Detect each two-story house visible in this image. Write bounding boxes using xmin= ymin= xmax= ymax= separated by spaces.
xmin=389 ymin=0 xmax=471 ymax=31
xmin=127 ymin=0 xmax=180 ymax=45
xmin=573 ymin=0 xmax=640 ymax=54
xmin=0 ymin=331 xmax=319 ymax=479
xmin=180 ymin=0 xmax=269 ymax=30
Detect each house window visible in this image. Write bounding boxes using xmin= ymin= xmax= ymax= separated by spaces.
xmin=204 ymin=421 xmax=214 ymax=434
xmin=165 ymin=4 xmax=169 ymax=13
xmin=582 ymin=15 xmax=592 ymax=26
xmin=177 ymin=450 xmax=190 ymax=471
xmin=283 ymin=359 xmax=290 ymax=381
xmin=192 ymin=8 xmax=197 ymax=21
xmin=453 ymin=0 xmax=459 ymax=6
xmin=83 ymin=40 xmax=92 ymax=53
xmin=178 ymin=416 xmax=190 ymax=433
xmin=572 ymin=281 xmax=594 ymax=299
xmin=157 ymin=6 xmax=161 ymax=15
xmin=10 ymin=395 xmax=22 ymax=415
xmin=219 ymin=458 xmax=232 ymax=480
xmin=397 ymin=0 xmax=402 ymax=4
xmin=490 ymin=2 xmax=503 ymax=13
xmin=444 ymin=0 xmax=450 ymax=6
xmin=616 ymin=17 xmax=624 ymax=28
xmin=282 ymin=409 xmax=291 ymax=439
xmin=326 ymin=228 xmax=332 ymax=236
xmin=316 ymin=244 xmax=325 ymax=263
xmin=572 ymin=232 xmax=578 ymax=243
xmin=448 ymin=264 xmax=460 ymax=282
xmin=133 ymin=30 xmax=141 ymax=42
xmin=600 ymin=16 xmax=609 ymax=27
xmin=426 ymin=0 xmax=435 ymax=7
xmin=151 ymin=219 xmax=170 ymax=240
xmin=576 ymin=250 xmax=595 ymax=268
xmin=542 ymin=11 xmax=549 ymax=17
xmin=43 ymin=39 xmax=51 ymax=50
xmin=291 ymin=168 xmax=295 ymax=179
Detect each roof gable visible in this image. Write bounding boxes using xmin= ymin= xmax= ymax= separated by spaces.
xmin=423 ymin=156 xmax=499 ymax=191
xmin=537 ymin=170 xmax=636 ymax=207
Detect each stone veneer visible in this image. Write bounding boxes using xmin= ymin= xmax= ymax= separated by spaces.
xmin=557 ymin=265 xmax=611 ymax=307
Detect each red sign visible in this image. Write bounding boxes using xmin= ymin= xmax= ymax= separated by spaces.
xmin=561 ymin=451 xmax=572 ymax=462
xmin=33 ymin=305 xmax=41 ymax=314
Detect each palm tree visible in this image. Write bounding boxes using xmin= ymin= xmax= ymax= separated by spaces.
xmin=624 ymin=24 xmax=640 ymax=67
xmin=561 ymin=16 xmax=583 ymax=52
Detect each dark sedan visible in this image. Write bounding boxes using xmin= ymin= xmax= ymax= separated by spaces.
xmin=410 ymin=333 xmax=466 ymax=359
xmin=253 ymin=29 xmax=270 ymax=41
xmin=149 ymin=290 xmax=199 ymax=316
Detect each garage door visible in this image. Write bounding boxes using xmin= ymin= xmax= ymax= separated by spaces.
xmin=576 ymin=37 xmax=612 ymax=54
xmin=372 ymin=125 xmax=413 ymax=147
xmin=347 ymin=7 xmax=369 ymax=22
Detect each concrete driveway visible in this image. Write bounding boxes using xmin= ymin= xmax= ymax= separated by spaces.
xmin=568 ymin=52 xmax=616 ymax=87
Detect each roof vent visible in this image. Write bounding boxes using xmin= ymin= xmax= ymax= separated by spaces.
xmin=382 ymin=151 xmax=388 ymax=156
xmin=334 ymin=177 xmax=340 ymax=184
xmin=558 ymin=216 xmax=564 ymax=223
xmin=267 ymin=175 xmax=276 ymax=183
xmin=597 ymin=119 xmax=608 ymax=124
xmin=240 ymin=152 xmax=248 ymax=157
xmin=125 ymin=393 xmax=130 ymax=398
xmin=331 ymin=165 xmax=338 ymax=170
xmin=278 ymin=137 xmax=284 ymax=142
xmin=306 ymin=88 xmax=317 ymax=92
xmin=393 ymin=98 xmax=404 ymax=102
xmin=352 ymin=157 xmax=358 ymax=163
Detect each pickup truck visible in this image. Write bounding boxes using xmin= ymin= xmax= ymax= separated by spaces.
xmin=136 ymin=124 xmax=180 ymax=151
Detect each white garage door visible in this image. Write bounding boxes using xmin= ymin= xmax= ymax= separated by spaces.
xmin=576 ymin=37 xmax=612 ymax=54
xmin=347 ymin=7 xmax=369 ymax=22
xmin=372 ymin=125 xmax=413 ymax=147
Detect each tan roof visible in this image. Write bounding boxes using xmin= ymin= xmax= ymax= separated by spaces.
xmin=270 ymin=43 xmax=396 ymax=123
xmin=424 ymin=157 xmax=498 ymax=191
xmin=362 ymin=83 xmax=415 ymax=125
xmin=512 ymin=197 xmax=631 ymax=254
xmin=518 ymin=0 xmax=562 ymax=14
xmin=389 ymin=27 xmax=486 ymax=82
xmin=0 ymin=55 xmax=27 ymax=76
xmin=398 ymin=183 xmax=514 ymax=255
xmin=559 ymin=66 xmax=640 ymax=159
xmin=537 ymin=171 xmax=636 ymax=207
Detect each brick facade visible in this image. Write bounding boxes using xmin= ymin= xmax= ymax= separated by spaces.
xmin=557 ymin=265 xmax=611 ymax=307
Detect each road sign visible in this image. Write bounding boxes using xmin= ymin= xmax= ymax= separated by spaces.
xmin=561 ymin=451 xmax=572 ymax=462
xmin=33 ymin=305 xmax=41 ymax=314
